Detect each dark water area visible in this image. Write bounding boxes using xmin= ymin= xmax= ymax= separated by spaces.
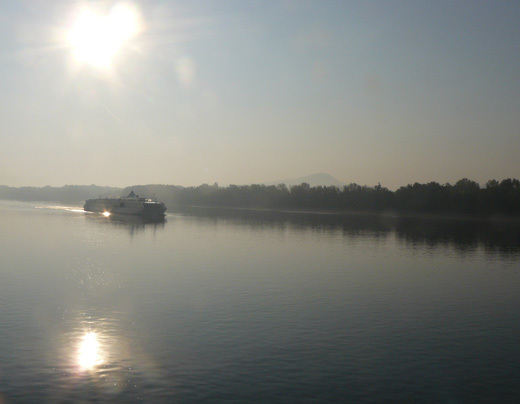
xmin=180 ymin=206 xmax=520 ymax=256
xmin=1 ymin=201 xmax=520 ymax=403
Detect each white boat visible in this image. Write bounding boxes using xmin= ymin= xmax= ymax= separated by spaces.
xmin=84 ymin=191 xmax=166 ymax=218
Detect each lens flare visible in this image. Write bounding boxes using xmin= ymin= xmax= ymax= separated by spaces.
xmin=103 ymin=211 xmax=111 ymax=217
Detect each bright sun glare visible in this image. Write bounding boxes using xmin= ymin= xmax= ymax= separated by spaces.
xmin=78 ymin=332 xmax=102 ymax=370
xmin=68 ymin=3 xmax=140 ymax=68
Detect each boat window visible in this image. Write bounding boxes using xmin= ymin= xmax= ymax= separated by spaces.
xmin=120 ymin=202 xmax=125 ymax=207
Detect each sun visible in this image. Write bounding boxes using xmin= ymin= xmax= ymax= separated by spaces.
xmin=68 ymin=3 xmax=141 ymax=69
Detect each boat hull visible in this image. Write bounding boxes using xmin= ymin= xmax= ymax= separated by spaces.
xmin=84 ymin=197 xmax=166 ymax=218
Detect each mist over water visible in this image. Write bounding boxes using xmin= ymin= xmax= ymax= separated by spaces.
xmin=1 ymin=200 xmax=520 ymax=403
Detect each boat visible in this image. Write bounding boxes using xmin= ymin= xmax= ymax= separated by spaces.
xmin=84 ymin=191 xmax=166 ymax=218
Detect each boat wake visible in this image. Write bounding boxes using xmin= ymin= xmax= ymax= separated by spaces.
xmin=35 ymin=205 xmax=85 ymax=212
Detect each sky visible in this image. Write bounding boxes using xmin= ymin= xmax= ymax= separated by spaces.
xmin=1 ymin=0 xmax=519 ymax=189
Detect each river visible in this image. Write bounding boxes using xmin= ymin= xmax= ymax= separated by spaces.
xmin=1 ymin=200 xmax=520 ymax=403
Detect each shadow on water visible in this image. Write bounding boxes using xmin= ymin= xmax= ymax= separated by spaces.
xmin=173 ymin=207 xmax=520 ymax=258
xmin=395 ymin=216 xmax=520 ymax=257
xmin=85 ymin=212 xmax=167 ymax=236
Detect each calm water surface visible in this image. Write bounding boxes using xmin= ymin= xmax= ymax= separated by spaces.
xmin=1 ymin=201 xmax=520 ymax=403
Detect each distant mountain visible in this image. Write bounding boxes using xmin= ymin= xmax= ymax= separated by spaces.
xmin=264 ymin=173 xmax=346 ymax=188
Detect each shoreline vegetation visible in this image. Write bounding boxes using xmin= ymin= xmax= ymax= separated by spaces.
xmin=1 ymin=178 xmax=520 ymax=218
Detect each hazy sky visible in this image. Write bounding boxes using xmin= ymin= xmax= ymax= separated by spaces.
xmin=1 ymin=0 xmax=519 ymax=189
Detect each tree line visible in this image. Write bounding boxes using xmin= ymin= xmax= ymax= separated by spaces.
xmin=159 ymin=178 xmax=520 ymax=216
xmin=2 ymin=178 xmax=520 ymax=217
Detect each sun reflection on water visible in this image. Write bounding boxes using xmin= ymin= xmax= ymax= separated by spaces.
xmin=78 ymin=331 xmax=103 ymax=370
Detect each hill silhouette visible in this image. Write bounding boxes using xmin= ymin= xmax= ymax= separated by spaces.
xmin=0 ymin=185 xmax=121 ymax=203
